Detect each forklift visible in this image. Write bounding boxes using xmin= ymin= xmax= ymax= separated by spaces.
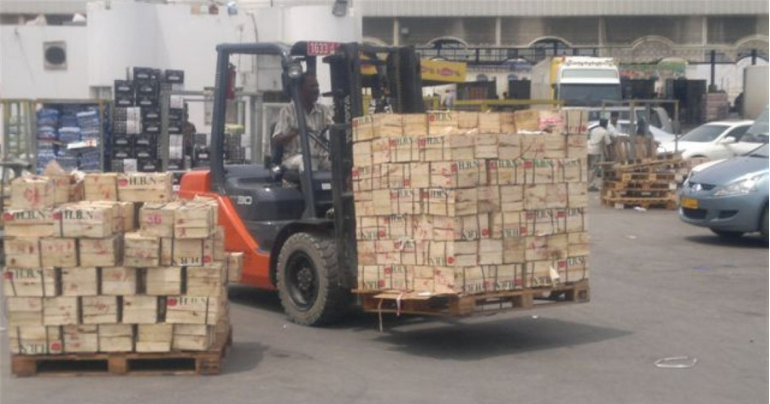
xmin=178 ymin=42 xmax=424 ymax=325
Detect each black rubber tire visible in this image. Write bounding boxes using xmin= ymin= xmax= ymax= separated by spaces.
xmin=711 ymin=229 xmax=744 ymax=239
xmin=760 ymin=205 xmax=768 ymax=241
xmin=276 ymin=232 xmax=349 ymax=326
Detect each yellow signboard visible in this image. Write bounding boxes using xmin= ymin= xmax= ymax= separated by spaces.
xmin=420 ymin=59 xmax=467 ymax=83
xmin=360 ymin=57 xmax=467 ymax=84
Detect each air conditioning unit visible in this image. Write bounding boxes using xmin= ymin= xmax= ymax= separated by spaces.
xmin=43 ymin=41 xmax=67 ymax=70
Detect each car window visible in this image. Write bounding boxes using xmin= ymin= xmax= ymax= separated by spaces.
xmin=679 ymin=124 xmax=728 ymax=142
xmin=725 ymin=125 xmax=750 ymax=141
xmin=649 ymin=112 xmax=662 ymax=129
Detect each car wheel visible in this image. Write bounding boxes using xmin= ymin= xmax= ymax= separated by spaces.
xmin=276 ymin=232 xmax=350 ymax=326
xmin=710 ymin=229 xmax=744 ymax=239
xmin=761 ymin=205 xmax=768 ymax=240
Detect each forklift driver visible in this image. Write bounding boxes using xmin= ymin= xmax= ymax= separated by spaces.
xmin=271 ymin=72 xmax=334 ymax=172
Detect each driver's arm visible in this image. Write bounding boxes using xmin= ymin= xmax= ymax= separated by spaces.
xmin=272 ymin=105 xmax=298 ymax=146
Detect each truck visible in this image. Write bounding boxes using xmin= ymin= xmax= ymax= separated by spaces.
xmin=742 ymin=65 xmax=769 ymax=120
xmin=531 ymin=56 xmax=622 ymax=107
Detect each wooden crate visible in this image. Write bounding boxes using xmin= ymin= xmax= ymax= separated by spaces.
xmin=122 ymin=295 xmax=159 ymax=324
xmin=225 ymin=252 xmax=244 ymax=283
xmin=174 ymin=200 xmax=217 ymax=239
xmin=83 ymin=173 xmax=118 ymax=201
xmin=145 ymin=267 xmax=183 ymax=296
xmin=3 ymin=268 xmax=58 ymax=297
xmin=98 ymin=324 xmax=134 ymax=352
xmin=166 ymin=295 xmax=225 ymax=325
xmin=58 ymin=203 xmax=115 ymax=238
xmin=136 ymin=324 xmax=173 ymax=353
xmin=101 ymin=267 xmax=138 ymax=296
xmin=172 ymin=324 xmax=216 ymax=351
xmin=49 ymin=174 xmax=72 ymax=205
xmin=42 ymin=297 xmax=79 ymax=325
xmin=10 ymin=176 xmax=55 ymax=210
xmin=79 ymin=235 xmax=122 ymax=267
xmin=40 ymin=238 xmax=78 ymax=268
xmin=8 ymin=326 xmax=63 ymax=355
xmin=2 ymin=209 xmax=58 ymax=238
xmin=124 ymin=232 xmax=161 ymax=268
xmin=62 ymin=325 xmax=99 ymax=353
xmin=61 ymin=267 xmax=99 ymax=296
xmin=82 ymin=296 xmax=120 ymax=324
xmin=7 ymin=297 xmax=44 ymax=327
xmin=5 ymin=238 xmax=42 ymax=268
xmin=117 ymin=172 xmax=173 ymax=203
xmin=139 ymin=202 xmax=178 ymax=238
xmin=186 ymin=263 xmax=226 ymax=297
xmin=213 ymin=226 xmax=226 ymax=262
xmin=171 ymin=237 xmax=214 ymax=267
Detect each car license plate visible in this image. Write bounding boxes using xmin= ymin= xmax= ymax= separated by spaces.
xmin=680 ymin=197 xmax=699 ymax=209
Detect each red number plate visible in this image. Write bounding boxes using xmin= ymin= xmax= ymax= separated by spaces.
xmin=306 ymin=41 xmax=340 ymax=56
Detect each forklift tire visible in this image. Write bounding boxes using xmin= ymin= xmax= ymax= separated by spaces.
xmin=276 ymin=232 xmax=350 ymax=326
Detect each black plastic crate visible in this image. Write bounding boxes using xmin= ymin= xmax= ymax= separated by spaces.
xmin=112 ymin=134 xmax=134 ymax=148
xmin=143 ymin=120 xmax=161 ymax=134
xmin=113 ymin=120 xmax=141 ymax=135
xmin=115 ymin=94 xmax=134 ymax=107
xmin=167 ymin=159 xmax=185 ymax=171
xmin=194 ymin=133 xmax=208 ymax=146
xmin=113 ymin=107 xmax=141 ymax=122
xmin=137 ymin=158 xmax=160 ymax=172
xmin=134 ymin=145 xmax=157 ymax=160
xmin=168 ymin=108 xmax=185 ymax=121
xmin=112 ymin=146 xmax=134 ymax=159
xmin=114 ymin=80 xmax=134 ymax=95
xmin=136 ymin=95 xmax=158 ymax=108
xmin=136 ymin=81 xmax=159 ymax=95
xmin=164 ymin=69 xmax=185 ymax=84
xmin=133 ymin=67 xmax=156 ymax=82
xmin=134 ymin=133 xmax=157 ymax=148
xmin=168 ymin=120 xmax=184 ymax=134
xmin=141 ymin=107 xmax=161 ymax=121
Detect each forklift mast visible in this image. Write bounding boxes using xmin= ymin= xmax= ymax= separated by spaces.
xmin=324 ymin=43 xmax=425 ymax=286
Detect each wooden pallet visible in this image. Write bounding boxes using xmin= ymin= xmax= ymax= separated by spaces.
xmin=604 ymin=180 xmax=676 ymax=191
xmin=617 ymin=172 xmax=676 ymax=182
xmin=602 ymin=197 xmax=677 ymax=210
xmin=11 ymin=327 xmax=233 ymax=377
xmin=358 ymin=280 xmax=590 ymax=317
xmin=602 ymin=188 xmax=676 ymax=199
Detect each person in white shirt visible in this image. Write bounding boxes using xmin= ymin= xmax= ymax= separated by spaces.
xmin=272 ymin=73 xmax=334 ymax=172
xmin=587 ymin=118 xmax=613 ymax=191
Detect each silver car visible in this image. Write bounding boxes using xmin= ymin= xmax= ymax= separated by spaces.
xmin=679 ymin=143 xmax=769 ymax=239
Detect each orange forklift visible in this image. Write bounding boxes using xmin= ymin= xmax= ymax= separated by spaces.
xmin=178 ymin=42 xmax=424 ymax=325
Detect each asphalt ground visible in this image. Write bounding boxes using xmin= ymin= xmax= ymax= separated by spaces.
xmin=2 ymin=195 xmax=767 ymax=404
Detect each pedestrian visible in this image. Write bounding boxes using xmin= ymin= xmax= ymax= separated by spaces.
xmin=587 ymin=118 xmax=612 ymax=192
xmin=607 ymin=111 xmax=620 ymax=137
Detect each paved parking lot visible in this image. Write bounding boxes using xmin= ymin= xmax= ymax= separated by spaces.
xmin=2 ymin=195 xmax=767 ymax=404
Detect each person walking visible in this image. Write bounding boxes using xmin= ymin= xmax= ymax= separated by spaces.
xmin=587 ymin=118 xmax=613 ymax=192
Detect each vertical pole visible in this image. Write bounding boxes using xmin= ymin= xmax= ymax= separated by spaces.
xmin=393 ymin=18 xmax=400 ymax=46
xmin=751 ymin=49 xmax=757 ymax=65
xmin=598 ymin=17 xmax=606 ymax=57
xmin=495 ymin=17 xmax=502 ymax=46
xmin=709 ymin=50 xmax=716 ymax=92
xmin=629 ymin=100 xmax=636 ymax=161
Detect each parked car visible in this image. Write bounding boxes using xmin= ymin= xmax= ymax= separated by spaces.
xmin=658 ymin=120 xmax=764 ymax=160
xmin=678 ymin=143 xmax=769 ymax=239
xmin=586 ymin=106 xmax=674 ymax=133
xmin=587 ymin=120 xmax=676 ymax=144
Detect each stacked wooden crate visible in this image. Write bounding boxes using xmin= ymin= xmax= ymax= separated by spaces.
xmin=601 ymin=154 xmax=689 ymax=210
xmin=3 ymin=173 xmax=242 ymax=357
xmin=352 ymin=110 xmax=590 ymax=297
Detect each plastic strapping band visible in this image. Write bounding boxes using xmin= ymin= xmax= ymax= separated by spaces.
xmin=396 ymin=293 xmax=404 ymax=317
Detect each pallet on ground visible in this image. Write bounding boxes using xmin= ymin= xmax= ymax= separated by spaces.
xmin=602 ymin=188 xmax=676 ymax=199
xmin=603 ymin=180 xmax=676 ymax=191
xmin=357 ymin=280 xmax=590 ymax=317
xmin=11 ymin=326 xmax=232 ymax=377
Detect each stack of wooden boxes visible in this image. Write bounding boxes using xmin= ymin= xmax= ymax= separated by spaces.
xmin=4 ymin=173 xmax=243 ymax=356
xmin=352 ymin=110 xmax=590 ymax=296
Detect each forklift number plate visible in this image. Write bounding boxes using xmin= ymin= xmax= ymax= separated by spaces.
xmin=307 ymin=41 xmax=340 ymax=56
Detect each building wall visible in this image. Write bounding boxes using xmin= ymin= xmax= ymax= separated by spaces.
xmin=0 ymin=26 xmax=90 ymax=99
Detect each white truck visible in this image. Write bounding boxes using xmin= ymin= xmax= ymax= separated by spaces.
xmin=742 ymin=65 xmax=769 ymax=120
xmin=531 ymin=56 xmax=622 ymax=107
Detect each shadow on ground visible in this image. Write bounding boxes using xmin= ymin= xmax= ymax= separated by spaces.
xmin=227 ymin=285 xmax=284 ymax=314
xmin=223 ymin=342 xmax=268 ymax=374
xmin=685 ymin=234 xmax=768 ymax=249
xmin=370 ymin=316 xmax=631 ymax=361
